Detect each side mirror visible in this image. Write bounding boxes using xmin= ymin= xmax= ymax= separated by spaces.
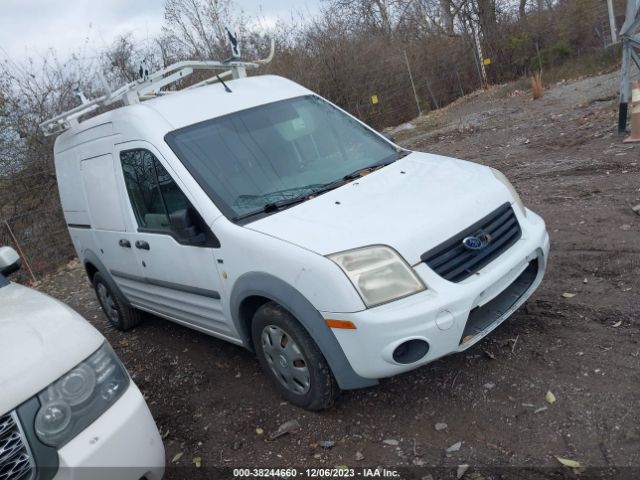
xmin=169 ymin=208 xmax=195 ymax=230
xmin=0 ymin=246 xmax=21 ymax=277
xmin=169 ymin=208 xmax=206 ymax=246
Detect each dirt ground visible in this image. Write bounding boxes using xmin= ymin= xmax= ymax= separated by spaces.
xmin=37 ymin=71 xmax=640 ymax=478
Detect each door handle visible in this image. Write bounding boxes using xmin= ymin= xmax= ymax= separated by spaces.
xmin=118 ymin=239 xmax=131 ymax=248
xmin=135 ymin=240 xmax=150 ymax=250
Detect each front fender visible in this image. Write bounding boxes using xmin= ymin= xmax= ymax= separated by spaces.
xmin=229 ymin=272 xmax=377 ymax=390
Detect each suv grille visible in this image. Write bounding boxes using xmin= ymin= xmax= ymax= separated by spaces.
xmin=421 ymin=203 xmax=522 ymax=282
xmin=0 ymin=412 xmax=34 ymax=480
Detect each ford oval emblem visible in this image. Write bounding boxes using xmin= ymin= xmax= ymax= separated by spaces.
xmin=462 ymin=233 xmax=491 ymax=251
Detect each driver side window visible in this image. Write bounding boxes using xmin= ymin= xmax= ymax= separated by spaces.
xmin=120 ymin=149 xmax=188 ymax=230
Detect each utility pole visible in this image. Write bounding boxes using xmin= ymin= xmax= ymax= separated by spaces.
xmin=472 ymin=23 xmax=488 ymax=88
xmin=618 ymin=0 xmax=640 ymax=134
xmin=463 ymin=7 xmax=488 ymax=89
xmin=607 ymin=0 xmax=618 ymax=44
xmin=404 ymin=50 xmax=422 ymax=116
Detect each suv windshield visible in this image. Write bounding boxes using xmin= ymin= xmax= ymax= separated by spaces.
xmin=165 ymin=95 xmax=400 ymax=222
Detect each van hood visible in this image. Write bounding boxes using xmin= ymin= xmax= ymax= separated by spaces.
xmin=0 ymin=282 xmax=103 ymax=415
xmin=247 ymin=152 xmax=514 ymax=264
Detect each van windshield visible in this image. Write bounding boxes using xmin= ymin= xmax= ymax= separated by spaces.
xmin=164 ymin=95 xmax=400 ymax=222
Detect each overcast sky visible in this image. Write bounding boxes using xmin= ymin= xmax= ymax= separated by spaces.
xmin=0 ymin=0 xmax=320 ymax=62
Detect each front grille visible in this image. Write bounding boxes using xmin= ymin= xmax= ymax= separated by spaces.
xmin=421 ymin=203 xmax=522 ymax=282
xmin=0 ymin=412 xmax=34 ymax=480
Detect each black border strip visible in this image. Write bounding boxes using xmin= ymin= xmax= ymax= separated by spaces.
xmin=16 ymin=397 xmax=59 ymax=480
xmin=110 ymin=269 xmax=221 ymax=299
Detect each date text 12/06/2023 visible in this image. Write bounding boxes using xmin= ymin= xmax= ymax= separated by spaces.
xmin=232 ymin=468 xmax=401 ymax=478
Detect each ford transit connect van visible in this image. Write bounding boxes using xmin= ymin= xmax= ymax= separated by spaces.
xmin=0 ymin=247 xmax=165 ymax=479
xmin=46 ymin=62 xmax=549 ymax=410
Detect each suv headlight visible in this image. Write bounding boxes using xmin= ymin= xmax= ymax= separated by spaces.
xmin=35 ymin=342 xmax=129 ymax=447
xmin=329 ymin=245 xmax=425 ymax=308
xmin=491 ymin=168 xmax=526 ymax=217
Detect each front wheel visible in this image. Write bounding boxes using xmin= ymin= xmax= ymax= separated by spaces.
xmin=93 ymin=272 xmax=142 ymax=331
xmin=252 ymin=302 xmax=339 ymax=410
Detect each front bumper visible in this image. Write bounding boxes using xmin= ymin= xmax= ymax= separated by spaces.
xmin=324 ymin=207 xmax=550 ymax=380
xmin=53 ymin=382 xmax=165 ymax=480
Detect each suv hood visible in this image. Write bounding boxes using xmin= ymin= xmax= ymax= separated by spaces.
xmin=247 ymin=152 xmax=514 ymax=264
xmin=0 ymin=282 xmax=103 ymax=414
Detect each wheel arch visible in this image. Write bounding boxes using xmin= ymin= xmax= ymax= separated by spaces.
xmin=230 ymin=272 xmax=377 ymax=390
xmin=82 ymin=249 xmax=130 ymax=305
xmin=84 ymin=261 xmax=98 ymax=282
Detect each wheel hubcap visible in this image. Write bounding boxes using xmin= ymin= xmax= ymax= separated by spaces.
xmin=261 ymin=325 xmax=310 ymax=395
xmin=97 ymin=283 xmax=119 ymax=324
xmin=278 ymin=355 xmax=288 ymax=369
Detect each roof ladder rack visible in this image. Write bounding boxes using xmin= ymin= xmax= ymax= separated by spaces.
xmin=40 ymin=39 xmax=274 ymax=137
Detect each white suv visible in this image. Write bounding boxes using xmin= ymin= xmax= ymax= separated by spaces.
xmin=0 ymin=247 xmax=165 ymax=479
xmin=48 ymin=70 xmax=549 ymax=410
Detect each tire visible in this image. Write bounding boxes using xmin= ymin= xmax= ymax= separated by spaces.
xmin=251 ymin=302 xmax=340 ymax=410
xmin=93 ymin=272 xmax=142 ymax=331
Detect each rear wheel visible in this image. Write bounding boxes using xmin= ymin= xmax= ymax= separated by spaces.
xmin=252 ymin=302 xmax=339 ymax=410
xmin=93 ymin=272 xmax=142 ymax=331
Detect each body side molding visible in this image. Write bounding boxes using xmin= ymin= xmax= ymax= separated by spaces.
xmin=110 ymin=270 xmax=221 ymax=299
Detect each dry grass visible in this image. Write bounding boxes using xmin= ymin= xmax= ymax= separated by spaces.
xmin=531 ymin=71 xmax=544 ymax=100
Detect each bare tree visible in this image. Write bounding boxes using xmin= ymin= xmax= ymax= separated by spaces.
xmin=519 ymin=0 xmax=527 ymax=19
xmin=161 ymin=0 xmax=245 ymax=59
xmin=101 ymin=34 xmax=164 ymax=86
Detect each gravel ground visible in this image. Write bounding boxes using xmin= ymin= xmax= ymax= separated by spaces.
xmin=37 ymin=70 xmax=640 ymax=479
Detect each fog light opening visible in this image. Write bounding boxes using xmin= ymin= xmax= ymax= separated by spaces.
xmin=392 ymin=339 xmax=430 ymax=364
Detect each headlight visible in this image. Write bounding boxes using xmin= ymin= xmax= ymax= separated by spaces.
xmin=35 ymin=342 xmax=129 ymax=447
xmin=491 ymin=168 xmax=526 ymax=217
xmin=329 ymin=245 xmax=425 ymax=308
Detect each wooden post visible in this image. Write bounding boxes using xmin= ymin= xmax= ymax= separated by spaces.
xmin=455 ymin=69 xmax=465 ymax=97
xmin=4 ymin=220 xmax=37 ymax=283
xmin=404 ymin=50 xmax=422 ymax=116
xmin=425 ymin=77 xmax=440 ymax=110
xmin=607 ymin=0 xmax=618 ymax=44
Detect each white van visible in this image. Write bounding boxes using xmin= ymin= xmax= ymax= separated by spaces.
xmin=46 ymin=61 xmax=549 ymax=410
xmin=0 ymin=247 xmax=165 ymax=479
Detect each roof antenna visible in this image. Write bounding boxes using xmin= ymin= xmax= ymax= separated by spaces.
xmin=216 ymin=74 xmax=232 ymax=93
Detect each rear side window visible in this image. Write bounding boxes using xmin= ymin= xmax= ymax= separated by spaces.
xmin=120 ymin=149 xmax=189 ymax=230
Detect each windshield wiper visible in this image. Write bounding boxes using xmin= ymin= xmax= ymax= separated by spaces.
xmin=233 ymin=184 xmax=325 ymax=221
xmin=234 ymin=180 xmax=349 ymax=221
xmin=340 ymin=157 xmax=399 ymax=181
xmin=234 ymin=184 xmax=324 ymax=206
xmin=233 ymin=157 xmax=403 ymax=222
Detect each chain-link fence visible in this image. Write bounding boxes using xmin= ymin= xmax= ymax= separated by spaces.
xmin=1 ymin=204 xmax=73 ymax=283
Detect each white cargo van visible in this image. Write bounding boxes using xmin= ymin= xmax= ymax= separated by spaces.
xmin=43 ymin=59 xmax=549 ymax=410
xmin=0 ymin=247 xmax=165 ymax=479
